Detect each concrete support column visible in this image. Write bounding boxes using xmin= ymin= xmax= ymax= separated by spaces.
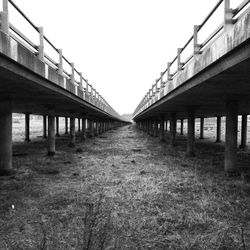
xmin=78 ymin=118 xmax=81 ymax=132
xmin=43 ymin=115 xmax=47 ymax=138
xmin=153 ymin=120 xmax=158 ymax=137
xmin=81 ymin=118 xmax=86 ymax=140
xmin=225 ymin=100 xmax=238 ymax=173
xmin=95 ymin=120 xmax=99 ymax=136
xmin=65 ymin=117 xmax=68 ymax=134
xmin=25 ymin=113 xmax=30 ymax=142
xmin=90 ymin=119 xmax=94 ymax=137
xmin=170 ymin=113 xmax=176 ymax=147
xmin=187 ymin=108 xmax=195 ymax=156
xmin=0 ymin=100 xmax=12 ymax=173
xmin=180 ymin=119 xmax=184 ymax=135
xmin=48 ymin=115 xmax=55 ymax=156
xmin=200 ymin=117 xmax=204 ymax=140
xmin=69 ymin=117 xmax=76 ymax=147
xmin=216 ymin=116 xmax=222 ymax=143
xmin=239 ymin=114 xmax=248 ymax=150
xmin=160 ymin=117 xmax=165 ymax=141
xmin=56 ymin=116 xmax=60 ymax=137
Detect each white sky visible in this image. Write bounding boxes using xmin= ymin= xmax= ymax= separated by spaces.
xmin=7 ymin=0 xmax=240 ymax=115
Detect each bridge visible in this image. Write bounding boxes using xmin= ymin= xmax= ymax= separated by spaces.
xmin=133 ymin=0 xmax=250 ymax=174
xmin=0 ymin=0 xmax=128 ymax=174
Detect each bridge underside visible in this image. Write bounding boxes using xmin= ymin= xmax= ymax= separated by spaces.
xmin=0 ymin=53 xmax=114 ymax=120
xmin=134 ymin=40 xmax=250 ymax=121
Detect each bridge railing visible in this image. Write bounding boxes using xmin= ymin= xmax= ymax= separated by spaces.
xmin=133 ymin=0 xmax=250 ymax=118
xmin=0 ymin=0 xmax=122 ymax=120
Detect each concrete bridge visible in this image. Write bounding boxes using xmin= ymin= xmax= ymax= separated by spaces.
xmin=0 ymin=0 xmax=128 ymax=174
xmin=133 ymin=0 xmax=250 ymax=174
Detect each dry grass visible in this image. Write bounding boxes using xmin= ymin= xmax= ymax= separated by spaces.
xmin=0 ymin=124 xmax=250 ymax=249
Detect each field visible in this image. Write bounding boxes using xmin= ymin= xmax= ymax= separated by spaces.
xmin=0 ymin=115 xmax=249 ymax=249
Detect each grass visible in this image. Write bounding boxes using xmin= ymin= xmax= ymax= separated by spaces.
xmin=0 ymin=124 xmax=250 ymax=249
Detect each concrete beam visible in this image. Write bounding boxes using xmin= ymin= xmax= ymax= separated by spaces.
xmin=225 ymin=100 xmax=238 ymax=173
xmin=0 ymin=100 xmax=12 ymax=174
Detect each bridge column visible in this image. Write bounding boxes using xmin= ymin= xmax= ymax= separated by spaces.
xmin=200 ymin=117 xmax=204 ymax=139
xmin=0 ymin=100 xmax=12 ymax=174
xmin=48 ymin=114 xmax=55 ymax=156
xmin=187 ymin=108 xmax=195 ymax=156
xmin=25 ymin=113 xmax=30 ymax=142
xmin=180 ymin=119 xmax=184 ymax=135
xmin=89 ymin=119 xmax=94 ymax=137
xmin=166 ymin=120 xmax=169 ymax=132
xmin=43 ymin=115 xmax=47 ymax=138
xmin=225 ymin=100 xmax=238 ymax=173
xmin=69 ymin=117 xmax=76 ymax=147
xmin=95 ymin=120 xmax=99 ymax=136
xmin=81 ymin=118 xmax=86 ymax=140
xmin=78 ymin=118 xmax=81 ymax=132
xmin=170 ymin=113 xmax=176 ymax=147
xmin=65 ymin=117 xmax=68 ymax=134
xmin=216 ymin=116 xmax=222 ymax=143
xmin=239 ymin=114 xmax=248 ymax=150
xmin=154 ymin=120 xmax=158 ymax=137
xmin=56 ymin=116 xmax=60 ymax=137
xmin=160 ymin=117 xmax=165 ymax=141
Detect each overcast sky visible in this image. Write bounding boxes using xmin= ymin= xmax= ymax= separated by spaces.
xmin=7 ymin=0 xmax=240 ymax=115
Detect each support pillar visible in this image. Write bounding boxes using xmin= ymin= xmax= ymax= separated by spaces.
xmin=187 ymin=108 xmax=195 ymax=156
xmin=239 ymin=114 xmax=248 ymax=150
xmin=81 ymin=118 xmax=86 ymax=141
xmin=216 ymin=116 xmax=222 ymax=143
xmin=200 ymin=117 xmax=204 ymax=139
xmin=180 ymin=119 xmax=184 ymax=135
xmin=65 ymin=117 xmax=68 ymax=134
xmin=160 ymin=116 xmax=165 ymax=141
xmin=78 ymin=118 xmax=81 ymax=132
xmin=25 ymin=113 xmax=30 ymax=142
xmin=69 ymin=117 xmax=76 ymax=147
xmin=56 ymin=116 xmax=60 ymax=137
xmin=0 ymin=100 xmax=12 ymax=174
xmin=48 ymin=115 xmax=55 ymax=156
xmin=90 ymin=119 xmax=94 ymax=137
xmin=170 ymin=113 xmax=176 ymax=147
xmin=225 ymin=100 xmax=238 ymax=173
xmin=43 ymin=115 xmax=47 ymax=138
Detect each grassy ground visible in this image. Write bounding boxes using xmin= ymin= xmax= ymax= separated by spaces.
xmin=0 ymin=124 xmax=250 ymax=249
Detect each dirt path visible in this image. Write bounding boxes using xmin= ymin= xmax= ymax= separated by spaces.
xmin=0 ymin=125 xmax=250 ymax=249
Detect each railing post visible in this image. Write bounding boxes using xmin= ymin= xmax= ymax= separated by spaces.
xmin=58 ymin=49 xmax=63 ymax=75
xmin=167 ymin=62 xmax=173 ymax=81
xmin=79 ymin=72 xmax=83 ymax=92
xmin=224 ymin=0 xmax=234 ymax=32
xmin=160 ymin=72 xmax=164 ymax=88
xmin=70 ymin=63 xmax=77 ymax=95
xmin=38 ymin=27 xmax=44 ymax=61
xmin=177 ymin=48 xmax=184 ymax=71
xmin=193 ymin=25 xmax=201 ymax=58
xmin=85 ymin=80 xmax=89 ymax=101
xmin=0 ymin=0 xmax=9 ymax=34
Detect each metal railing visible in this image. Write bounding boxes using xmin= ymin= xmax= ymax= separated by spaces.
xmin=0 ymin=0 xmax=122 ymax=120
xmin=133 ymin=0 xmax=250 ymax=118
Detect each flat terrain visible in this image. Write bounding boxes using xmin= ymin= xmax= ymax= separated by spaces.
xmin=0 ymin=124 xmax=250 ymax=249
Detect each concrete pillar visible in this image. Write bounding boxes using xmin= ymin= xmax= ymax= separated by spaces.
xmin=25 ymin=113 xmax=30 ymax=142
xmin=170 ymin=113 xmax=176 ymax=147
xmin=56 ymin=116 xmax=60 ymax=137
xmin=187 ymin=108 xmax=195 ymax=156
xmin=153 ymin=120 xmax=158 ymax=137
xmin=239 ymin=114 xmax=248 ymax=150
xmin=78 ymin=118 xmax=81 ymax=132
xmin=95 ymin=120 xmax=99 ymax=135
xmin=81 ymin=118 xmax=86 ymax=140
xmin=69 ymin=117 xmax=76 ymax=147
xmin=65 ymin=117 xmax=68 ymax=134
xmin=225 ymin=101 xmax=238 ymax=173
xmin=90 ymin=119 xmax=94 ymax=137
xmin=160 ymin=117 xmax=165 ymax=141
xmin=216 ymin=116 xmax=222 ymax=143
xmin=180 ymin=119 xmax=184 ymax=135
xmin=200 ymin=117 xmax=204 ymax=139
xmin=0 ymin=100 xmax=12 ymax=173
xmin=43 ymin=115 xmax=47 ymax=138
xmin=48 ymin=115 xmax=55 ymax=156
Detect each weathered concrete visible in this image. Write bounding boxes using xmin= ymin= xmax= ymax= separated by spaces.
xmin=65 ymin=117 xmax=68 ymax=134
xmin=225 ymin=101 xmax=238 ymax=172
xmin=81 ymin=118 xmax=86 ymax=140
xmin=48 ymin=115 xmax=55 ymax=156
xmin=187 ymin=108 xmax=195 ymax=157
xmin=170 ymin=113 xmax=176 ymax=147
xmin=78 ymin=118 xmax=81 ymax=132
xmin=180 ymin=119 xmax=184 ymax=135
xmin=43 ymin=115 xmax=47 ymax=138
xmin=56 ymin=116 xmax=60 ymax=137
xmin=160 ymin=116 xmax=165 ymax=141
xmin=200 ymin=117 xmax=204 ymax=140
xmin=89 ymin=119 xmax=94 ymax=137
xmin=0 ymin=100 xmax=12 ymax=172
xmin=239 ymin=114 xmax=248 ymax=150
xmin=25 ymin=113 xmax=30 ymax=142
xmin=216 ymin=116 xmax=222 ymax=143
xmin=69 ymin=117 xmax=76 ymax=147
